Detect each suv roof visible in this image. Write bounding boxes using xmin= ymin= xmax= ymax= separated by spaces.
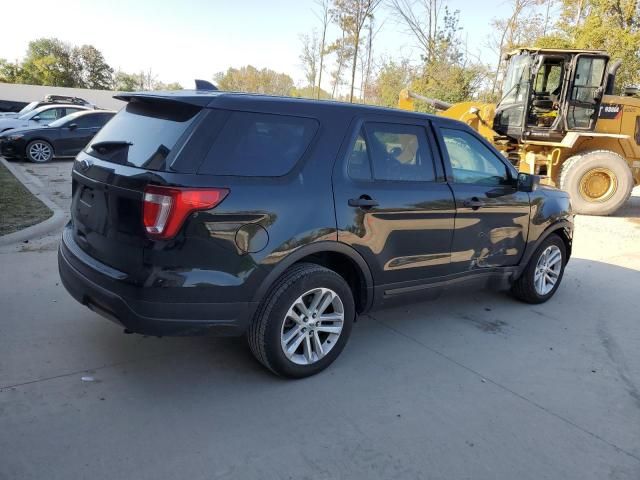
xmin=114 ymin=90 xmax=441 ymax=119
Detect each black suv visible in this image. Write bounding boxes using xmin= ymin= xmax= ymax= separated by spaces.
xmin=58 ymin=91 xmax=573 ymax=377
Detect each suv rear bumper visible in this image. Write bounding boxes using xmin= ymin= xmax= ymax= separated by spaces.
xmin=58 ymin=229 xmax=257 ymax=337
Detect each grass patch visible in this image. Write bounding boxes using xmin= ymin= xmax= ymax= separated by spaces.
xmin=0 ymin=162 xmax=52 ymax=236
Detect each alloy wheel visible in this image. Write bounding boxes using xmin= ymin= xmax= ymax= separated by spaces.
xmin=29 ymin=142 xmax=52 ymax=162
xmin=280 ymin=287 xmax=344 ymax=365
xmin=534 ymin=245 xmax=562 ymax=296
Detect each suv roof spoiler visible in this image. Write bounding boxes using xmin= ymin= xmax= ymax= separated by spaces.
xmin=113 ymin=91 xmax=218 ymax=107
xmin=113 ymin=79 xmax=220 ymax=106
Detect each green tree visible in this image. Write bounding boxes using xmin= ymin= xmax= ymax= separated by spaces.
xmin=0 ymin=59 xmax=23 ymax=83
xmin=536 ymin=0 xmax=640 ymax=91
xmin=291 ymin=85 xmax=332 ymax=99
xmin=389 ymin=0 xmax=488 ymax=110
xmin=214 ymin=65 xmax=294 ymax=95
xmin=370 ymin=58 xmax=415 ymax=107
xmin=155 ymin=81 xmax=183 ymax=90
xmin=113 ymin=71 xmax=140 ymax=91
xmin=73 ymin=45 xmax=114 ymax=89
xmin=20 ymin=38 xmax=78 ymax=87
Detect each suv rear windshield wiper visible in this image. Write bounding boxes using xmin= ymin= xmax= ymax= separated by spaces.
xmin=91 ymin=140 xmax=133 ymax=150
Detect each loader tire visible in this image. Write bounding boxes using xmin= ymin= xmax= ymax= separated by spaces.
xmin=559 ymin=150 xmax=633 ymax=215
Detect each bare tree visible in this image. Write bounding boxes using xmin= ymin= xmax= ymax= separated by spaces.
xmin=489 ymin=0 xmax=544 ymax=95
xmin=328 ymin=28 xmax=352 ymax=98
xmin=388 ymin=0 xmax=446 ymax=63
xmin=314 ymin=0 xmax=331 ymax=98
xmin=299 ymin=30 xmax=320 ymax=95
xmin=359 ymin=17 xmax=383 ymax=102
xmin=332 ymin=0 xmax=383 ymax=103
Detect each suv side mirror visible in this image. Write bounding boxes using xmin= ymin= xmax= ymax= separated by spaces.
xmin=32 ymin=116 xmax=41 ymax=121
xmin=517 ymin=172 xmax=540 ymax=192
xmin=67 ymin=123 xmax=78 ymax=131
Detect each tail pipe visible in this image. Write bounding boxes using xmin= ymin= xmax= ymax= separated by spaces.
xmin=605 ymin=60 xmax=622 ymax=95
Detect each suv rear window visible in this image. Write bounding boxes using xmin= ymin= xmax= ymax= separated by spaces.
xmin=199 ymin=112 xmax=318 ymax=176
xmin=85 ymin=100 xmax=200 ymax=171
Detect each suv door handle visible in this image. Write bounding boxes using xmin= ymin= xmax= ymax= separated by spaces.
xmin=463 ymin=197 xmax=484 ymax=210
xmin=349 ymin=196 xmax=379 ymax=209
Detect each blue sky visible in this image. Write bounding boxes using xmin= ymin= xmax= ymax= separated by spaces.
xmin=2 ymin=0 xmax=502 ymax=91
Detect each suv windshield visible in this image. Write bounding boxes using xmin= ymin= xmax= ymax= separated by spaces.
xmin=85 ymin=100 xmax=201 ymax=171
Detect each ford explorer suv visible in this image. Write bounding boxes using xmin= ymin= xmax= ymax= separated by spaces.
xmin=58 ymin=91 xmax=573 ymax=378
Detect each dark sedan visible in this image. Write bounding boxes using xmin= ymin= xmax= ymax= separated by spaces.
xmin=0 ymin=110 xmax=115 ymax=162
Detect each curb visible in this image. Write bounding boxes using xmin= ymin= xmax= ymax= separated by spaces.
xmin=0 ymin=157 xmax=67 ymax=247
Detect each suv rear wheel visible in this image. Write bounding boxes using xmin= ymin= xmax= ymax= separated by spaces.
xmin=511 ymin=234 xmax=566 ymax=304
xmin=248 ymin=263 xmax=355 ymax=378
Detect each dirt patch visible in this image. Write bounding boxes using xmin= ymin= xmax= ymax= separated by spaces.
xmin=458 ymin=314 xmax=508 ymax=334
xmin=0 ymin=163 xmax=52 ymax=236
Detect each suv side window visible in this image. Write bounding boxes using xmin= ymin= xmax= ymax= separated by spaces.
xmin=347 ymin=122 xmax=435 ymax=182
xmin=440 ymin=128 xmax=509 ymax=186
xmin=199 ymin=112 xmax=318 ymax=176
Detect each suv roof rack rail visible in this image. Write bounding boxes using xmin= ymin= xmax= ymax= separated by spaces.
xmin=43 ymin=94 xmax=91 ymax=106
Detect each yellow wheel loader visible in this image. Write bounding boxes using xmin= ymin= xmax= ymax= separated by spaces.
xmin=399 ymin=48 xmax=640 ymax=215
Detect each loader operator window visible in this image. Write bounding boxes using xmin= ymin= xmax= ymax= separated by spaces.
xmin=529 ymin=60 xmax=564 ymax=129
xmin=567 ymin=56 xmax=607 ymax=129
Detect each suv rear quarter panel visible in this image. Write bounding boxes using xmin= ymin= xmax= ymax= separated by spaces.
xmin=142 ymin=100 xmax=356 ymax=304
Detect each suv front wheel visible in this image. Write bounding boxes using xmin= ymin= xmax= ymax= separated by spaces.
xmin=511 ymin=234 xmax=567 ymax=304
xmin=248 ymin=263 xmax=355 ymax=378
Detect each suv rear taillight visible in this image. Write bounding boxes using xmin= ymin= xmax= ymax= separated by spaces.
xmin=143 ymin=185 xmax=228 ymax=239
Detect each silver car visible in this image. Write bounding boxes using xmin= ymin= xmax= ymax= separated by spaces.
xmin=0 ymin=104 xmax=89 ymax=132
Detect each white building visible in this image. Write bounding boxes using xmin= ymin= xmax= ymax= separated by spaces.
xmin=0 ymin=82 xmax=125 ymax=111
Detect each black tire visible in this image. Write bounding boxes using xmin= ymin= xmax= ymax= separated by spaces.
xmin=559 ymin=150 xmax=633 ymax=215
xmin=247 ymin=263 xmax=355 ymax=378
xmin=25 ymin=140 xmax=54 ymax=163
xmin=511 ymin=234 xmax=567 ymax=304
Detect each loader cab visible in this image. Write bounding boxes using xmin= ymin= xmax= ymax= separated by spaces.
xmin=493 ymin=49 xmax=609 ymax=143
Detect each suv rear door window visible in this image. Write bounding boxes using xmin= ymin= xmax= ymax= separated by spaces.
xmin=86 ymin=101 xmax=201 ymax=171
xmin=347 ymin=122 xmax=436 ymax=182
xmin=199 ymin=112 xmax=318 ymax=176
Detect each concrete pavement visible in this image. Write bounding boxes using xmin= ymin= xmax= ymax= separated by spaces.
xmin=1 ymin=160 xmax=639 ymax=479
